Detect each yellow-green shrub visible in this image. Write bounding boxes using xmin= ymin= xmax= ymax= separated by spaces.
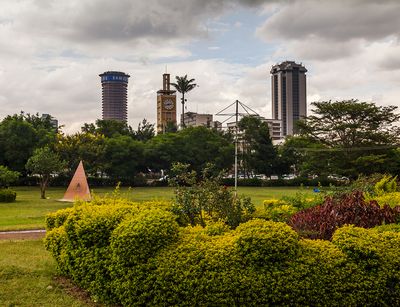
xmin=367 ymin=192 xmax=400 ymax=208
xmin=235 ymin=219 xmax=299 ymax=264
xmin=45 ymin=207 xmax=74 ymax=230
xmin=332 ymin=225 xmax=400 ymax=305
xmin=45 ymin=198 xmax=400 ymax=306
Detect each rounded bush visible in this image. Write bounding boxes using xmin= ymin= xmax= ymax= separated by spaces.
xmin=235 ymin=219 xmax=299 ymax=265
xmin=45 ymin=207 xmax=74 ymax=230
xmin=111 ymin=209 xmax=179 ymax=266
xmin=0 ymin=188 xmax=16 ymax=202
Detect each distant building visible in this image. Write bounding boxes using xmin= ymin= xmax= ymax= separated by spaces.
xmin=271 ymin=61 xmax=307 ymax=136
xmin=157 ymin=73 xmax=177 ymax=133
xmin=263 ymin=118 xmax=282 ymax=141
xmin=226 ymin=116 xmax=282 ymax=141
xmin=99 ymin=71 xmax=130 ymax=122
xmin=183 ymin=112 xmax=212 ymax=127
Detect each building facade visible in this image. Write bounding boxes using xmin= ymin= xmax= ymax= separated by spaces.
xmin=157 ymin=73 xmax=177 ymax=133
xmin=227 ymin=116 xmax=282 ymax=141
xmin=183 ymin=112 xmax=212 ymax=127
xmin=99 ymin=71 xmax=130 ymax=122
xmin=271 ymin=61 xmax=307 ymax=136
xmin=263 ymin=118 xmax=282 ymax=141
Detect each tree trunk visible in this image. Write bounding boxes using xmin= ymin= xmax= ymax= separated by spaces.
xmin=181 ymin=92 xmax=185 ymax=128
xmin=40 ymin=176 xmax=49 ymax=199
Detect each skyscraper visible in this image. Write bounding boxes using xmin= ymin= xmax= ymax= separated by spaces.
xmin=99 ymin=71 xmax=130 ymax=122
xmin=271 ymin=61 xmax=307 ymax=136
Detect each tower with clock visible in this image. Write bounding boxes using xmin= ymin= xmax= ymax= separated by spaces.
xmin=157 ymin=73 xmax=177 ymax=133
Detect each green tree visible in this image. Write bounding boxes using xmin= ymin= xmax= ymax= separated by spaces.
xmin=134 ymin=119 xmax=155 ymax=142
xmin=238 ymin=116 xmax=277 ymax=177
xmin=0 ymin=113 xmax=58 ymax=173
xmin=296 ymin=100 xmax=400 ymax=177
xmin=83 ymin=119 xmax=134 ymax=138
xmin=26 ymin=147 xmax=66 ymax=199
xmin=55 ymin=132 xmax=106 ymax=177
xmin=103 ymin=136 xmax=145 ymax=183
xmin=145 ymin=127 xmax=234 ymax=174
xmin=170 ymin=75 xmax=197 ymax=128
xmin=0 ymin=165 xmax=20 ymax=188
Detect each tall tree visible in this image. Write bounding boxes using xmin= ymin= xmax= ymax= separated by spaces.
xmin=296 ymin=100 xmax=400 ymax=177
xmin=0 ymin=113 xmax=57 ymax=173
xmin=26 ymin=147 xmax=66 ymax=199
xmin=103 ymin=136 xmax=145 ymax=183
xmin=238 ymin=116 xmax=277 ymax=177
xmin=170 ymin=75 xmax=197 ymax=128
xmin=135 ymin=119 xmax=155 ymax=142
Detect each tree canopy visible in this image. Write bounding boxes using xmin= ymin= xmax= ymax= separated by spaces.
xmin=292 ymin=100 xmax=400 ymax=177
xmin=26 ymin=147 xmax=66 ymax=199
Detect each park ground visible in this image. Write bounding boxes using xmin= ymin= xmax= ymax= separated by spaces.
xmin=0 ymin=186 xmax=314 ymax=306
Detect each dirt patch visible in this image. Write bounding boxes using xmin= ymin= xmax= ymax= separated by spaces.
xmin=0 ymin=230 xmax=46 ymax=240
xmin=54 ymin=276 xmax=103 ymax=306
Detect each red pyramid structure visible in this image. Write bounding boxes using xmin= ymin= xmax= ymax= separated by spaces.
xmin=62 ymin=161 xmax=91 ymax=202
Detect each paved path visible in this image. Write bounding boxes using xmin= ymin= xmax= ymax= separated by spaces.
xmin=0 ymin=229 xmax=46 ymax=240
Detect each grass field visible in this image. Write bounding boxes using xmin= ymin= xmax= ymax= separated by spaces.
xmin=0 ymin=186 xmax=315 ymax=231
xmin=0 ymin=239 xmax=92 ymax=306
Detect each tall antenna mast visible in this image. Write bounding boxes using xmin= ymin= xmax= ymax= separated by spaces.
xmin=215 ymin=100 xmax=259 ymax=194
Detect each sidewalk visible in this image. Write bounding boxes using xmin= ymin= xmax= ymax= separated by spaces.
xmin=0 ymin=229 xmax=46 ymax=240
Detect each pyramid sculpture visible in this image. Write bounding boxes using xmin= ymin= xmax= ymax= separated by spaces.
xmin=61 ymin=161 xmax=91 ymax=202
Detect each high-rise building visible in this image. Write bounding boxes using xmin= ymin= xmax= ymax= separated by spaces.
xmin=271 ymin=61 xmax=307 ymax=136
xmin=157 ymin=73 xmax=177 ymax=133
xmin=99 ymin=71 xmax=130 ymax=122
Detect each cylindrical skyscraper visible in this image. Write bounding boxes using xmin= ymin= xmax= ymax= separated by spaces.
xmin=99 ymin=71 xmax=130 ymax=122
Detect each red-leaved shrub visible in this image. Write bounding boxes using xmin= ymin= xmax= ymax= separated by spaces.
xmin=288 ymin=191 xmax=400 ymax=240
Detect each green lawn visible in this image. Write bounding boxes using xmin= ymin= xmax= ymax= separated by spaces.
xmin=0 ymin=186 xmax=314 ymax=231
xmin=0 ymin=239 xmax=91 ymax=306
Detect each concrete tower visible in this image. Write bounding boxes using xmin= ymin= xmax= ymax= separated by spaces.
xmin=157 ymin=73 xmax=177 ymax=133
xmin=271 ymin=61 xmax=307 ymax=136
xmin=99 ymin=71 xmax=130 ymax=122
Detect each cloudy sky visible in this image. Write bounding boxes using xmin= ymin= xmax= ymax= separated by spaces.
xmin=1 ymin=0 xmax=400 ymax=133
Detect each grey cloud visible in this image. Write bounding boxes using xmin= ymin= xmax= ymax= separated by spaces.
xmin=17 ymin=0 xmax=231 ymax=43
xmin=16 ymin=0 xmax=283 ymax=45
xmin=257 ymin=0 xmax=400 ymax=42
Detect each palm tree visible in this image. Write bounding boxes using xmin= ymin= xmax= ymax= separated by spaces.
xmin=170 ymin=75 xmax=197 ymax=128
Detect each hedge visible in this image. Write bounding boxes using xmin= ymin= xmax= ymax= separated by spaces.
xmin=0 ymin=188 xmax=17 ymax=202
xmin=45 ymin=201 xmax=400 ymax=306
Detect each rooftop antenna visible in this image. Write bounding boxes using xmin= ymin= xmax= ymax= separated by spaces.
xmin=215 ymin=100 xmax=259 ymax=195
xmin=165 ymin=65 xmax=168 ymax=74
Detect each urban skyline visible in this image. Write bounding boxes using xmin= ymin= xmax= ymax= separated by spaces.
xmin=1 ymin=1 xmax=399 ymax=133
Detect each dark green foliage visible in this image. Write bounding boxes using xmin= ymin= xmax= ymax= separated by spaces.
xmin=0 ymin=188 xmax=17 ymax=202
xmin=238 ymin=116 xmax=277 ymax=177
xmin=0 ymin=113 xmax=57 ymax=173
xmin=145 ymin=126 xmax=234 ymax=174
xmin=289 ymin=191 xmax=400 ymax=240
xmin=294 ymin=100 xmax=400 ymax=178
xmin=45 ymin=203 xmax=400 ymax=306
xmin=0 ymin=165 xmax=20 ymax=188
